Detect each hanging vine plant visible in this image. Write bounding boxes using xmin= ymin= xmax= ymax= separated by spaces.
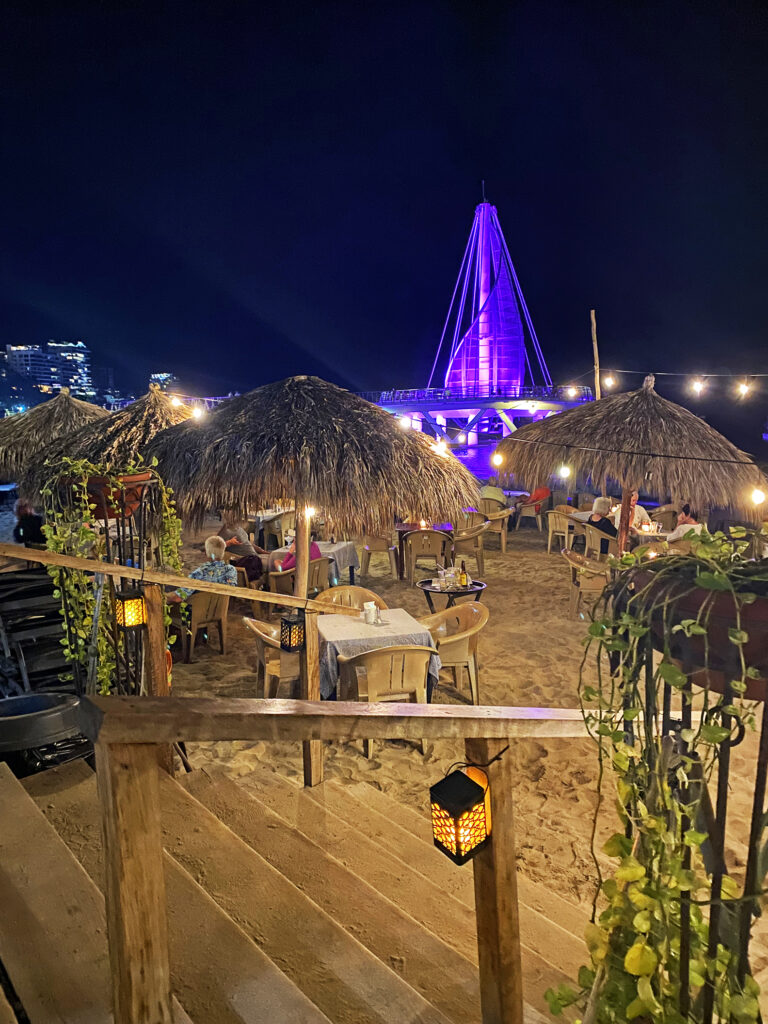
xmin=547 ymin=529 xmax=767 ymax=1023
xmin=41 ymin=455 xmax=183 ymax=697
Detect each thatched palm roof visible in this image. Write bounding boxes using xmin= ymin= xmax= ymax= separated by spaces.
xmin=23 ymin=385 xmax=193 ymax=495
xmin=494 ymin=375 xmax=767 ymax=514
xmin=0 ymin=388 xmax=108 ymax=481
xmin=148 ymin=375 xmax=480 ymax=533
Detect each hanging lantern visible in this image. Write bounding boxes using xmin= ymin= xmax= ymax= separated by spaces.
xmin=280 ymin=609 xmax=306 ymax=652
xmin=430 ymin=765 xmax=492 ymax=865
xmin=114 ymin=588 xmax=147 ymax=629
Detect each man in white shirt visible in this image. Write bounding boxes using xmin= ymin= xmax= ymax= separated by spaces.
xmin=614 ymin=490 xmax=651 ymax=532
xmin=480 ymin=482 xmax=510 ymax=506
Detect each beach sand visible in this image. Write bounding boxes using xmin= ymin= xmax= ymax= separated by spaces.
xmin=172 ymin=520 xmax=768 ymax=995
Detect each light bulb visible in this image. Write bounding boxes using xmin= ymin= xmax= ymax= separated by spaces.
xmin=192 ymin=407 xmax=204 ymax=419
xmin=738 ymin=382 xmax=750 ymax=397
xmin=603 ymin=376 xmax=615 ymax=389
xmin=305 ymin=506 xmax=316 ymax=518
xmin=752 ymin=489 xmax=766 ymax=506
xmin=691 ymin=379 xmax=705 ymax=395
xmin=170 ymin=396 xmax=182 ymax=407
xmin=558 ymin=465 xmax=571 ymax=479
xmin=566 ymin=387 xmax=577 ymax=398
xmin=398 ymin=416 xmax=411 ymax=429
xmin=457 ymin=433 xmax=466 ymax=443
xmin=491 ymin=453 xmax=503 ymax=467
xmin=432 ymin=440 xmax=448 ymax=457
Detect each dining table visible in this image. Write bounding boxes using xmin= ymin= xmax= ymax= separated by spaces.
xmin=317 ymin=607 xmax=440 ymax=700
xmin=394 ymin=522 xmax=453 ymax=581
xmin=260 ymin=540 xmax=360 ymax=585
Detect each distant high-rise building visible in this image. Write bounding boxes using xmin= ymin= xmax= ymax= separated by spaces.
xmin=149 ymin=372 xmax=180 ymax=392
xmin=93 ymin=365 xmax=115 ymax=393
xmin=5 ymin=340 xmax=95 ymax=396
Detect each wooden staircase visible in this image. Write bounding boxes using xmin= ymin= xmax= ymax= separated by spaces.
xmin=0 ymin=758 xmax=588 ymax=1023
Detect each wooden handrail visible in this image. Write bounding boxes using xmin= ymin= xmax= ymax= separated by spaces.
xmin=79 ymin=695 xmax=586 ymax=744
xmin=0 ymin=541 xmax=356 ymax=614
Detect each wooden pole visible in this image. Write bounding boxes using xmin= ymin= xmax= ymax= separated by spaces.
xmin=96 ymin=741 xmax=173 ymax=1024
xmin=590 ymin=309 xmax=601 ymax=401
xmin=294 ymin=506 xmax=323 ymax=786
xmin=143 ymin=584 xmax=174 ymax=774
xmin=617 ymin=487 xmax=632 ymax=555
xmin=466 ymin=737 xmax=523 ymax=1024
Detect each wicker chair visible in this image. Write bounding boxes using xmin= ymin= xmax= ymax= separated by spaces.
xmin=360 ymin=534 xmax=398 ymax=577
xmin=337 ymin=644 xmax=432 ymax=757
xmin=243 ymin=617 xmax=300 ymax=698
xmin=478 ymin=497 xmax=506 ymax=516
xmin=546 ymin=510 xmax=575 ymax=554
xmin=562 ymin=550 xmax=611 ymax=618
xmin=418 ymin=602 xmax=489 ymax=704
xmin=451 ymin=521 xmax=490 ymax=576
xmin=403 ymin=529 xmax=451 ymax=585
xmin=314 ymin=585 xmax=388 ymax=611
xmin=170 ymin=591 xmax=231 ymax=663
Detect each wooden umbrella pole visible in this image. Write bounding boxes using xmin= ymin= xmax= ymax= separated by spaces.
xmin=294 ymin=502 xmax=324 ymax=786
xmin=617 ymin=488 xmax=632 ymax=554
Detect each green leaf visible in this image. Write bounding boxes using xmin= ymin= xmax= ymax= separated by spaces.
xmin=603 ymin=833 xmax=631 ymax=858
xmin=657 ymin=661 xmax=687 ymax=689
xmin=577 ymin=965 xmax=595 ymax=989
xmin=684 ymin=829 xmax=708 ymax=847
xmin=696 ymin=570 xmax=731 ymax=591
xmin=701 ymin=723 xmax=731 ymax=744
xmin=624 ymin=942 xmax=657 ymax=976
xmin=729 ymin=627 xmax=750 ymax=645
xmin=636 ymin=976 xmax=662 ymax=1013
xmin=632 ymin=909 xmax=651 ymax=933
xmin=616 ymin=856 xmax=646 ymax=883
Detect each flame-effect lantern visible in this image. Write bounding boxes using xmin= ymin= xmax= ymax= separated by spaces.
xmin=280 ymin=609 xmax=306 ymax=652
xmin=430 ymin=766 xmax=491 ymax=864
xmin=114 ymin=588 xmax=147 ymax=629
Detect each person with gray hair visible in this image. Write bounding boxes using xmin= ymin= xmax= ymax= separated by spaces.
xmin=168 ymin=535 xmax=238 ymax=602
xmin=588 ymin=496 xmax=618 ymax=555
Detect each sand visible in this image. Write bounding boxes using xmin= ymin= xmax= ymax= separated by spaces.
xmin=172 ymin=519 xmax=768 ymax=993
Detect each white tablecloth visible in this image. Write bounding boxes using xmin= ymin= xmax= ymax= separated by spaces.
xmin=318 ymin=608 xmax=440 ymax=700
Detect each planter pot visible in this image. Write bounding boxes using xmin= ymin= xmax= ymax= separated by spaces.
xmin=633 ymin=570 xmax=768 ymax=699
xmin=0 ymin=694 xmax=81 ymax=752
xmin=85 ymin=472 xmax=153 ymax=520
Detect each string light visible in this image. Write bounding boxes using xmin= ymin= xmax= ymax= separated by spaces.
xmin=192 ymin=407 xmax=204 ymax=419
xmin=491 ymin=453 xmax=503 ymax=467
xmin=566 ymin=386 xmax=577 ymax=398
xmin=691 ymin=379 xmax=706 ymax=395
xmin=432 ymin=440 xmax=449 ymax=457
xmin=737 ymin=381 xmax=751 ymax=397
xmin=305 ymin=506 xmax=317 ymax=518
xmin=457 ymin=432 xmax=467 ymax=443
xmin=398 ymin=415 xmax=411 ymax=430
xmin=170 ymin=396 xmax=183 ymax=407
xmin=558 ymin=465 xmax=571 ymax=479
xmin=603 ymin=376 xmax=616 ymax=389
xmin=752 ymin=489 xmax=766 ymax=506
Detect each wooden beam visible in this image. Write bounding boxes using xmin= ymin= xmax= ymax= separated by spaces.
xmin=95 ymin=741 xmax=173 ymax=1024
xmin=300 ymin=609 xmax=323 ymax=786
xmin=467 ymin=738 xmax=524 ymax=1024
xmin=143 ymin=584 xmax=174 ymax=774
xmin=0 ymin=541 xmax=356 ymax=615
xmin=79 ymin=696 xmax=587 ymax=745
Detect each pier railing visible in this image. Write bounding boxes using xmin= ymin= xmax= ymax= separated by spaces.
xmin=356 ymin=384 xmax=593 ymax=405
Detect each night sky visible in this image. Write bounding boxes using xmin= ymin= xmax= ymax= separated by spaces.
xmin=2 ymin=1 xmax=767 ymax=451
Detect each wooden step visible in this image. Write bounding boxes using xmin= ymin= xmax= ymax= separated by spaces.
xmin=182 ymin=768 xmax=482 ymax=1023
xmin=0 ymin=762 xmax=192 ymax=1024
xmin=216 ymin=769 xmax=579 ymax=1017
xmin=155 ymin=769 xmax=452 ymax=1024
xmin=24 ymin=761 xmax=330 ymax=1024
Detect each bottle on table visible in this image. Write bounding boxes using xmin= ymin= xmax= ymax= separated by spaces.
xmin=459 ymin=560 xmax=468 ymax=587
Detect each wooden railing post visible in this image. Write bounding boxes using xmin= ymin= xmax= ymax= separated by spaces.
xmin=300 ymin=608 xmax=324 ymax=786
xmin=143 ymin=584 xmax=174 ymax=774
xmin=465 ymin=737 xmax=523 ymax=1024
xmin=95 ymin=741 xmax=173 ymax=1024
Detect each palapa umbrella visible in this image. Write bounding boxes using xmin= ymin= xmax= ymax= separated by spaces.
xmin=494 ymin=374 xmax=768 ymax=551
xmin=23 ymin=384 xmax=193 ymax=495
xmin=0 ymin=387 xmax=108 ymax=485
xmin=149 ymin=375 xmax=480 ymax=595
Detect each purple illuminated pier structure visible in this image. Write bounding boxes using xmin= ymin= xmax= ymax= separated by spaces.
xmin=363 ymin=199 xmax=592 ymax=477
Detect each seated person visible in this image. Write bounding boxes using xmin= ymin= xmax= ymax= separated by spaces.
xmin=513 ymin=485 xmax=551 ymax=513
xmin=13 ymin=500 xmax=45 ymax=546
xmin=588 ymin=497 xmax=618 ymax=555
xmin=666 ymin=504 xmax=703 ymax=543
xmin=218 ymin=515 xmax=266 ymax=583
xmin=168 ymin=536 xmax=238 ymax=602
xmin=614 ymin=490 xmax=651 ymax=532
xmin=480 ymin=481 xmax=510 ymax=506
xmin=276 ymin=538 xmax=322 ymax=572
